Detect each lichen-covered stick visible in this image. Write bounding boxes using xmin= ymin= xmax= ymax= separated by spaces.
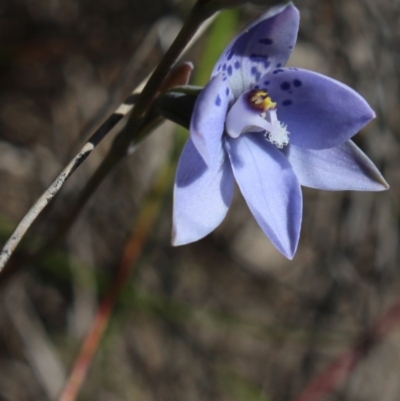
xmin=0 ymin=10 xmax=216 ymax=272
xmin=0 ymin=91 xmax=139 ymax=271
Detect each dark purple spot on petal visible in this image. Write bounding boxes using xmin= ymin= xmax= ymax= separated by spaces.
xmin=217 ymin=65 xmax=221 ymax=71
xmin=280 ymin=81 xmax=290 ymax=91
xmin=282 ymin=99 xmax=293 ymax=106
xmin=225 ymin=87 xmax=229 ymax=96
xmin=273 ymin=69 xmax=285 ymax=74
xmin=234 ymin=61 xmax=240 ymax=69
xmin=264 ymin=80 xmax=270 ymax=86
xmin=215 ymin=95 xmax=221 ymax=106
xmin=259 ymin=38 xmax=273 ymax=45
xmin=289 ymin=45 xmax=293 ymax=49
xmin=227 ymin=65 xmax=233 ymax=76
xmin=250 ymin=54 xmax=270 ymax=68
xmin=277 ymin=63 xmax=282 ymax=67
xmin=227 ymin=50 xmax=234 ymax=60
xmin=254 ymin=85 xmax=259 ymax=89
xmin=250 ymin=67 xmax=261 ymax=81
xmin=293 ymin=79 xmax=302 ymax=87
xmin=222 ymin=64 xmax=227 ymax=71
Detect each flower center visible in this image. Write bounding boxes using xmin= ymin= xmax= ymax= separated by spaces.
xmin=248 ymin=89 xmax=290 ymax=149
xmin=248 ymin=90 xmax=276 ymax=111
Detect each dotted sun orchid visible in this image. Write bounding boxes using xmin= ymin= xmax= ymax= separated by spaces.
xmin=172 ymin=2 xmax=388 ymax=259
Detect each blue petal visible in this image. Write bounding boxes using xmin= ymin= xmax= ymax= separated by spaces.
xmin=173 ymin=139 xmax=234 ymax=246
xmin=190 ymin=73 xmax=231 ymax=169
xmin=211 ymin=3 xmax=299 ymax=99
xmin=225 ymin=133 xmax=302 ymax=259
xmin=258 ymin=68 xmax=375 ymax=149
xmin=284 ymin=140 xmax=389 ymax=191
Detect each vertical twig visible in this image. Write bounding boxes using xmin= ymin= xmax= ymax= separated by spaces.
xmin=57 ymin=145 xmax=177 ymax=401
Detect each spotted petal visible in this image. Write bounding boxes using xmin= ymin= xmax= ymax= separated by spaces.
xmin=284 ymin=140 xmax=389 ymax=191
xmin=173 ymin=139 xmax=234 ymax=246
xmin=258 ymin=68 xmax=375 ymax=149
xmin=225 ymin=133 xmax=302 ymax=259
xmin=190 ymin=73 xmax=231 ymax=169
xmin=211 ymin=3 xmax=299 ymax=99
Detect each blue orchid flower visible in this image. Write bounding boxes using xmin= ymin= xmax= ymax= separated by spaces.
xmin=172 ymin=3 xmax=388 ymax=259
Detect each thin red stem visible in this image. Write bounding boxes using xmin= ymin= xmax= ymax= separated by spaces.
xmin=292 ymin=299 xmax=400 ymax=401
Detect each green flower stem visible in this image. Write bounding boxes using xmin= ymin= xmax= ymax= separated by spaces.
xmin=125 ymin=2 xmax=213 ymax=127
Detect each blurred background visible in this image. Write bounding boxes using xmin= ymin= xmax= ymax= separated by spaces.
xmin=0 ymin=0 xmax=399 ymax=400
